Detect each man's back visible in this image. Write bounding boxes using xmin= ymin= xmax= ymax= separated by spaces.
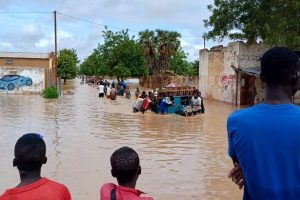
xmin=100 ymin=183 xmax=153 ymax=200
xmin=0 ymin=178 xmax=71 ymax=200
xmin=228 ymin=103 xmax=300 ymax=200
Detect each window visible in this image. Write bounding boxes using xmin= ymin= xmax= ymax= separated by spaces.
xmin=0 ymin=75 xmax=11 ymax=81
xmin=6 ymin=59 xmax=13 ymax=65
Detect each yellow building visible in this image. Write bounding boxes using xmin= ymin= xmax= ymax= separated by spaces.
xmin=0 ymin=52 xmax=57 ymax=94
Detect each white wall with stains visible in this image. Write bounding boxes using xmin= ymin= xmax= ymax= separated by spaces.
xmin=199 ymin=42 xmax=269 ymax=104
xmin=0 ymin=66 xmax=45 ymax=94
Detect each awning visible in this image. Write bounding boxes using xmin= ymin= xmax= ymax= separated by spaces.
xmin=237 ymin=66 xmax=261 ymax=77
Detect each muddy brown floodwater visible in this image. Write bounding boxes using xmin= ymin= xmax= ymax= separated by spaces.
xmin=0 ymin=79 xmax=243 ymax=200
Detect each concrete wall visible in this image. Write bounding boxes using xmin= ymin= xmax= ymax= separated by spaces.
xmin=140 ymin=75 xmax=199 ymax=89
xmin=199 ymin=41 xmax=269 ymax=104
xmin=0 ymin=54 xmax=56 ymax=94
xmin=199 ymin=49 xmax=209 ymax=97
xmin=0 ymin=66 xmax=45 ymax=93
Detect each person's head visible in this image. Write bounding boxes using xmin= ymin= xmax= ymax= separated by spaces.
xmin=13 ymin=133 xmax=47 ymax=173
xmin=260 ymin=47 xmax=300 ymax=93
xmin=110 ymin=147 xmax=141 ymax=186
xmin=193 ymin=92 xmax=199 ymax=98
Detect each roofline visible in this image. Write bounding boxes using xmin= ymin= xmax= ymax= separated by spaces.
xmin=0 ymin=52 xmax=54 ymax=59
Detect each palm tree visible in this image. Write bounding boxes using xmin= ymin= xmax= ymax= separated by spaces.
xmin=139 ymin=29 xmax=181 ymax=75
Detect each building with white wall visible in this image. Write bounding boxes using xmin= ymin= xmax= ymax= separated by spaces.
xmin=0 ymin=52 xmax=56 ymax=94
xmin=199 ymin=42 xmax=269 ymax=105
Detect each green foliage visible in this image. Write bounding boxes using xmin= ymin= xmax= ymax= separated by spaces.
xmin=57 ymin=49 xmax=79 ymax=83
xmin=204 ymin=0 xmax=300 ymax=48
xmin=43 ymin=87 xmax=59 ymax=99
xmin=139 ymin=29 xmax=181 ymax=74
xmin=80 ymin=28 xmax=198 ymax=78
xmin=170 ymin=50 xmax=199 ymax=76
xmin=80 ymin=28 xmax=147 ymax=78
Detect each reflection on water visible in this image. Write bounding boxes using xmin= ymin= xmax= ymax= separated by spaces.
xmin=0 ymin=79 xmax=242 ymax=200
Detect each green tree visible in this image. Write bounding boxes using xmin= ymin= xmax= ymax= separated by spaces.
xmin=80 ymin=28 xmax=147 ymax=80
xmin=204 ymin=0 xmax=300 ymax=48
xmin=139 ymin=29 xmax=181 ymax=74
xmin=190 ymin=60 xmax=199 ymax=76
xmin=80 ymin=51 xmax=109 ymax=77
xmin=170 ymin=50 xmax=199 ymax=76
xmin=57 ymin=49 xmax=79 ymax=84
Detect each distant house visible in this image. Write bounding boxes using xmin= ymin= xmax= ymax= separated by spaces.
xmin=199 ymin=42 xmax=269 ymax=106
xmin=0 ymin=52 xmax=57 ymax=94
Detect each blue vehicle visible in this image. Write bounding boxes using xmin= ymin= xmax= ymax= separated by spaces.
xmin=0 ymin=75 xmax=33 ymax=91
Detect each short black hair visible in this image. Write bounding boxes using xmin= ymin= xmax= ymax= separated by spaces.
xmin=110 ymin=147 xmax=140 ymax=184
xmin=14 ymin=133 xmax=46 ymax=171
xmin=261 ymin=47 xmax=299 ymax=85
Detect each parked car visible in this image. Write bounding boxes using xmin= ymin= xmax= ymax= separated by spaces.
xmin=0 ymin=75 xmax=33 ymax=90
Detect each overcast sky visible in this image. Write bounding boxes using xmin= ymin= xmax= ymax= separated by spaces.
xmin=0 ymin=0 xmax=229 ymax=61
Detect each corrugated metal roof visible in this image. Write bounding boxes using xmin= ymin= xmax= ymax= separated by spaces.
xmin=238 ymin=66 xmax=261 ymax=77
xmin=0 ymin=52 xmax=51 ymax=59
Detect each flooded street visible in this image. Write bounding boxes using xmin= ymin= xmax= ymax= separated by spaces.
xmin=0 ymin=79 xmax=242 ymax=200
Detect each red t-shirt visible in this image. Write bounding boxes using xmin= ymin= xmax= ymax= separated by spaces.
xmin=100 ymin=183 xmax=153 ymax=200
xmin=0 ymin=177 xmax=71 ymax=200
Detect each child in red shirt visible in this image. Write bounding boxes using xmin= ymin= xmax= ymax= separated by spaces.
xmin=0 ymin=133 xmax=71 ymax=200
xmin=100 ymin=147 xmax=153 ymax=200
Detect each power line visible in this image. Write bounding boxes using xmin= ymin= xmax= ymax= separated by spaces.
xmin=57 ymin=12 xmax=202 ymax=37
xmin=0 ymin=11 xmax=204 ymax=38
xmin=0 ymin=11 xmax=51 ymax=14
xmin=57 ymin=12 xmax=140 ymax=33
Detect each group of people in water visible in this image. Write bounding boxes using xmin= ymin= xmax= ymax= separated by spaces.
xmin=98 ymin=79 xmax=130 ymax=100
xmin=96 ymin=78 xmax=205 ymax=116
xmin=0 ymin=133 xmax=153 ymax=200
xmin=133 ymin=88 xmax=205 ymax=115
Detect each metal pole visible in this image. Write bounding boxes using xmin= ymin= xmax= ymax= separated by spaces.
xmin=54 ymin=11 xmax=57 ymax=58
xmin=203 ymin=36 xmax=206 ymax=49
xmin=54 ymin=10 xmax=61 ymax=96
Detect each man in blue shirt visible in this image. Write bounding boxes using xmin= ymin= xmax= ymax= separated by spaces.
xmin=227 ymin=47 xmax=300 ymax=200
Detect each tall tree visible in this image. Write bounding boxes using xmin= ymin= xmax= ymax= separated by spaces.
xmin=204 ymin=0 xmax=300 ymax=48
xmin=57 ymin=49 xmax=79 ymax=84
xmin=79 ymin=28 xmax=147 ymax=80
xmin=139 ymin=29 xmax=181 ymax=74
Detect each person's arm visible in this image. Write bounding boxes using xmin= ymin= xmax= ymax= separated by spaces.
xmin=228 ymin=161 xmax=244 ymax=189
xmin=227 ymin=115 xmax=244 ymax=189
xmin=64 ymin=186 xmax=72 ymax=200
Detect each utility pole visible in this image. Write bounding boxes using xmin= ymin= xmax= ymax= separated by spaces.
xmin=53 ymin=10 xmax=61 ymax=95
xmin=203 ymin=35 xmax=206 ymax=49
xmin=54 ymin=10 xmax=57 ymax=58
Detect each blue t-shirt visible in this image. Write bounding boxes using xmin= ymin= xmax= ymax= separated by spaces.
xmin=227 ymin=103 xmax=300 ymax=200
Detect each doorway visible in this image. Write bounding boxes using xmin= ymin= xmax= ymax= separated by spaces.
xmin=240 ymin=74 xmax=256 ymax=105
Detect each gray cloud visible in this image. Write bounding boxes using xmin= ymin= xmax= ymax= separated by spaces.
xmin=1 ymin=0 xmax=215 ymax=60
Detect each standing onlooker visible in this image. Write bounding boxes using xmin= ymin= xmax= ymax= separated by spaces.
xmin=0 ymin=133 xmax=71 ymax=200
xmin=99 ymin=83 xmax=105 ymax=98
xmin=100 ymin=147 xmax=153 ymax=200
xmin=227 ymin=47 xmax=300 ymax=199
